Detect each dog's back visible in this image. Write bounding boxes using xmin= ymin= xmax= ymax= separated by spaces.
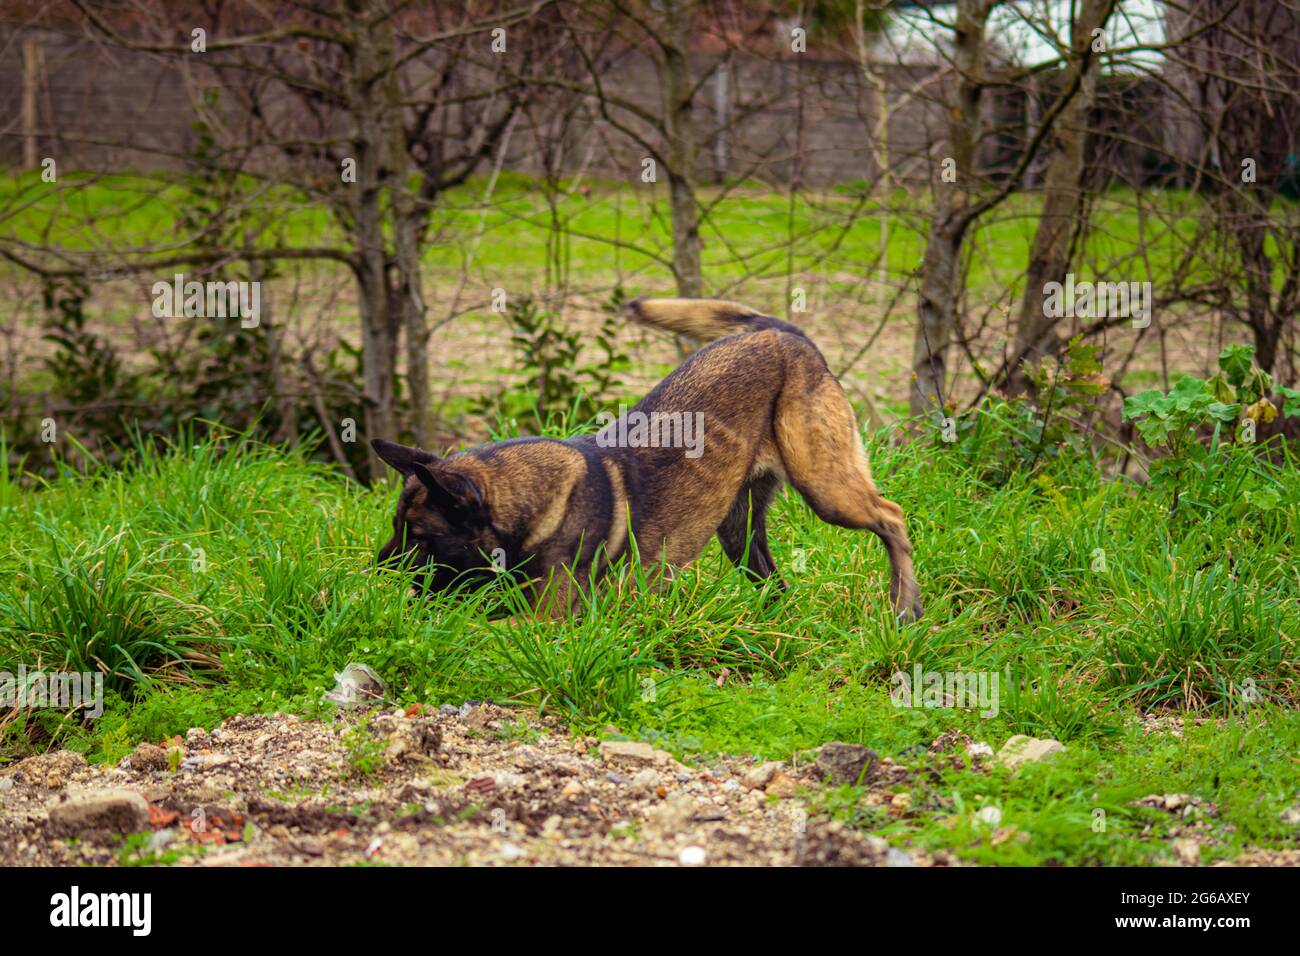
xmin=621 ymin=297 xmax=920 ymax=621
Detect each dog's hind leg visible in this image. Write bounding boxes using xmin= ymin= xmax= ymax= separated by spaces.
xmin=772 ymin=358 xmax=921 ymax=622
xmin=717 ymin=471 xmax=786 ymax=589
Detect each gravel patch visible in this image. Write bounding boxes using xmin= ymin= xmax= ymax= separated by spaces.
xmin=0 ymin=705 xmax=959 ymax=867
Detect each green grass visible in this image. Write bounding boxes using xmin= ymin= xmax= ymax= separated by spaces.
xmin=1 ymin=171 xmax=1259 ymax=313
xmin=1 ymin=416 xmax=1297 ymax=865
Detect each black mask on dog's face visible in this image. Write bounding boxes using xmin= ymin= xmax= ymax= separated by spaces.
xmin=371 ymin=439 xmax=503 ymax=595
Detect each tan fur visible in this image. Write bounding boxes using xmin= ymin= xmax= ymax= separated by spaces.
xmin=602 ymin=459 xmax=629 ymax=567
xmin=624 ymin=296 xmax=760 ymax=341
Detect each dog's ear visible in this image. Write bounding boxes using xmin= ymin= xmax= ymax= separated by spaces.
xmin=371 ymin=438 xmax=438 ymax=478
xmin=414 ymin=465 xmax=484 ymax=518
xmin=370 ymin=439 xmax=484 ymax=519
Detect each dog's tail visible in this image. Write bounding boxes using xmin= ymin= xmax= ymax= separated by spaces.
xmin=623 ymin=296 xmax=797 ymax=343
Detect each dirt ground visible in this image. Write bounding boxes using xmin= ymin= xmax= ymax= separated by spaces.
xmin=0 ymin=704 xmax=964 ymax=867
xmin=5 ymin=703 xmax=1300 ymax=867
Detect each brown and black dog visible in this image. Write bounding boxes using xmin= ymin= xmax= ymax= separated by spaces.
xmin=373 ymin=298 xmax=921 ymax=621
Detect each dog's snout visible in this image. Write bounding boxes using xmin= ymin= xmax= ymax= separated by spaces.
xmin=376 ymin=536 xmax=407 ymax=568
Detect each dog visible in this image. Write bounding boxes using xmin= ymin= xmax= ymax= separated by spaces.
xmin=373 ymin=297 xmax=921 ymax=621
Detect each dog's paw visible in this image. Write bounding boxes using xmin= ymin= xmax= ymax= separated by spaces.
xmin=896 ymin=597 xmax=924 ymax=626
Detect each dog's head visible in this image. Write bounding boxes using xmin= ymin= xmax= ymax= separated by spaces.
xmin=371 ymin=438 xmax=507 ymax=594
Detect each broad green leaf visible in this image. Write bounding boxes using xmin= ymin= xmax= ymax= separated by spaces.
xmin=1207 ymin=402 xmax=1241 ymax=423
xmin=1244 ymin=487 xmax=1281 ymax=510
xmin=1218 ymin=344 xmax=1254 ymax=387
xmin=1122 ymin=390 xmax=1164 ymax=420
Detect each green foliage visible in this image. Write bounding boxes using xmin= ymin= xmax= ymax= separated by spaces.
xmin=1104 ymin=557 xmax=1286 ymax=710
xmin=342 ymin=713 xmax=387 ymax=780
xmin=41 ymin=277 xmax=134 ymax=410
xmin=0 ymin=416 xmax=1296 ymax=865
xmin=1122 ymin=344 xmax=1295 ymax=508
xmin=1123 ymin=343 xmax=1279 ymax=450
xmin=478 ymin=293 xmax=629 ymax=434
xmin=935 ymin=338 xmax=1112 ymax=484
xmin=0 ymin=526 xmax=219 ymax=697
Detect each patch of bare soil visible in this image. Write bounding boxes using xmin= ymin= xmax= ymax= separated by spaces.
xmin=0 ymin=705 xmax=958 ymax=867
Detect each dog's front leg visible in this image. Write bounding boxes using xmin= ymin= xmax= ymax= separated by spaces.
xmin=525 ymin=566 xmax=590 ymax=620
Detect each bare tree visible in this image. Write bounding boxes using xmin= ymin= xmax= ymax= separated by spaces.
xmin=910 ymin=0 xmax=996 ymax=416
xmin=1004 ymin=0 xmax=1117 ymax=395
xmin=59 ymin=0 xmax=557 ymax=472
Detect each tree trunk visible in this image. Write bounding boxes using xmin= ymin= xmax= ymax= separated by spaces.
xmin=660 ymin=2 xmax=702 ymax=298
xmin=380 ymin=49 xmax=432 ymax=448
xmin=1242 ymin=224 xmax=1281 ymax=375
xmin=909 ymin=0 xmax=991 ymax=416
xmin=1004 ymin=0 xmax=1115 ymax=396
xmin=347 ymin=5 xmax=400 ymax=476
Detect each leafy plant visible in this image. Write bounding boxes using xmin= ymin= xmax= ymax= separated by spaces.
xmin=1121 ymin=344 xmax=1286 ymax=506
xmin=937 ymin=338 xmax=1110 ymax=484
xmin=342 ymin=713 xmax=387 ymax=780
xmin=481 ymin=294 xmax=629 ymax=433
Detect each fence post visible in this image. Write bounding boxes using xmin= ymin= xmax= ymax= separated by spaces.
xmin=22 ymin=39 xmax=42 ymax=170
xmin=712 ymin=59 xmax=728 ymax=184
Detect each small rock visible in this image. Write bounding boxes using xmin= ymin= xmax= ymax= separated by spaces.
xmin=1279 ymin=804 xmax=1300 ymax=826
xmin=629 ymin=768 xmax=661 ymax=795
xmin=511 ymin=745 xmax=545 ymax=769
xmin=679 ymin=845 xmax=707 ymax=866
xmin=129 ymin=743 xmax=168 ymax=772
xmin=500 ymin=843 xmax=524 ymax=861
xmin=48 ymin=789 xmax=150 ymax=835
xmin=383 ymin=722 xmax=441 ymax=763
xmin=40 ymin=751 xmax=88 ymax=790
xmin=180 ymin=753 xmax=233 ymax=772
xmin=765 ymin=771 xmax=800 ymax=799
xmin=884 ymin=847 xmax=917 ymax=867
xmin=147 ymin=829 xmax=177 ymax=852
xmin=995 ymin=735 xmax=1064 ymax=770
xmin=742 ymin=762 xmax=782 ymax=791
xmin=976 ymin=805 xmax=1002 ymax=826
xmin=599 ymin=740 xmax=669 ymax=768
xmin=815 ymin=742 xmax=878 ymax=785
xmin=1173 ymin=838 xmax=1200 ymax=866
xmin=890 ymin=792 xmax=912 ymax=812
xmin=646 ymin=793 xmax=698 ymax=832
xmin=561 ymin=780 xmax=584 ymax=798
xmin=966 ymin=742 xmax=994 ymax=759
